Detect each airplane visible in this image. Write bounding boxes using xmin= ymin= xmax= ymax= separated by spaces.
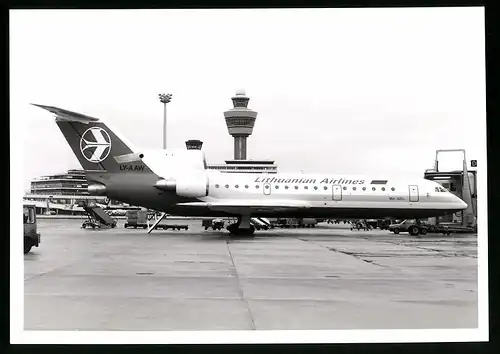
xmin=32 ymin=104 xmax=467 ymax=237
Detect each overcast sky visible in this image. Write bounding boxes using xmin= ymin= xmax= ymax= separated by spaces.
xmin=10 ymin=8 xmax=485 ymax=192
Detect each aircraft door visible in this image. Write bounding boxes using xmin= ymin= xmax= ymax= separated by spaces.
xmin=263 ymin=183 xmax=271 ymax=195
xmin=332 ymin=185 xmax=342 ymax=201
xmin=409 ymin=185 xmax=419 ymax=202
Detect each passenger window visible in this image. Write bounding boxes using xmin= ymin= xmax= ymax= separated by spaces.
xmin=362 ymin=187 xmax=366 ymax=191
xmin=372 ymin=187 xmax=376 ymax=191
xmin=304 ymin=186 xmax=308 ymax=190
xmin=235 ymin=185 xmax=239 ymax=188
xmin=343 ymin=187 xmax=347 ymax=190
xmin=275 ymin=185 xmax=279 ymax=189
xmin=265 ymin=185 xmax=269 ymax=189
xmin=255 ymin=185 xmax=259 ymax=189
xmin=294 ymin=186 xmax=298 ymax=190
xmin=244 ymin=185 xmax=249 ymax=188
xmin=215 ymin=184 xmax=219 ymax=188
xmin=314 ymin=186 xmax=318 ymax=190
xmin=391 ymin=187 xmax=395 ymax=191
xmin=323 ymin=186 xmax=328 ymax=190
xmin=353 ymin=187 xmax=356 ymax=191
xmin=381 ymin=187 xmax=385 ymax=191
xmin=285 ymin=186 xmax=289 ymax=189
xmin=225 ymin=184 xmax=229 ymax=188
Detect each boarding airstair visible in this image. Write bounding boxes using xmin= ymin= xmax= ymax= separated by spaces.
xmin=78 ymin=200 xmax=117 ymax=229
xmin=250 ymin=217 xmax=273 ymax=230
xmin=425 ymin=149 xmax=477 ymax=232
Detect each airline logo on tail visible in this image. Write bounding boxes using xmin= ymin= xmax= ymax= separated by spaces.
xmin=80 ymin=127 xmax=111 ymax=163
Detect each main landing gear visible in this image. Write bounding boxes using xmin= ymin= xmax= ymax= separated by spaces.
xmin=226 ymin=215 xmax=255 ymax=237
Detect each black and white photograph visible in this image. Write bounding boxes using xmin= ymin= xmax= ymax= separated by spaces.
xmin=10 ymin=7 xmax=487 ymax=344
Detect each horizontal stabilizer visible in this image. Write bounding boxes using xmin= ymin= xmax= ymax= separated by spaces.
xmin=32 ymin=104 xmax=100 ymax=123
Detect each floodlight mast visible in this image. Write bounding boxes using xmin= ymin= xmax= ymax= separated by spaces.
xmin=158 ymin=93 xmax=172 ymax=149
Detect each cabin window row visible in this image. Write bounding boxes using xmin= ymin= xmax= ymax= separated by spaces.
xmin=213 ymin=184 xmax=396 ymax=192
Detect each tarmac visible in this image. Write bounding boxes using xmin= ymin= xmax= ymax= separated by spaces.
xmin=24 ymin=219 xmax=478 ymax=331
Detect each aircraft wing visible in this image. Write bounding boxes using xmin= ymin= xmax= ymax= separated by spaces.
xmin=175 ymin=199 xmax=311 ymax=213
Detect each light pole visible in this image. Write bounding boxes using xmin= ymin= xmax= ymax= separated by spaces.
xmin=158 ymin=93 xmax=172 ymax=149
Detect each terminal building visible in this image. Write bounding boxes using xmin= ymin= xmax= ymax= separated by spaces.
xmin=25 ymin=169 xmax=110 ymax=215
xmin=30 ymin=169 xmax=88 ymax=196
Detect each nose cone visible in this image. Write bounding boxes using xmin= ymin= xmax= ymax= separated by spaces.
xmin=454 ymin=195 xmax=468 ymax=209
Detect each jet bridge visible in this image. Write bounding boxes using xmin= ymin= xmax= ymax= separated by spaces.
xmin=424 ymin=149 xmax=477 ymax=230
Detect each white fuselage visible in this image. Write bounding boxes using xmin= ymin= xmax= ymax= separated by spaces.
xmin=201 ymin=171 xmax=465 ymax=211
xmin=137 ymin=149 xmax=467 ymax=219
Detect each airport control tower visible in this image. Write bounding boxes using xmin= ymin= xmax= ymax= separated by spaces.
xmin=224 ymin=89 xmax=258 ymax=160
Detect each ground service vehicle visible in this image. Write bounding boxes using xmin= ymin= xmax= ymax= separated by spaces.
xmin=125 ymin=210 xmax=189 ymax=230
xmin=435 ymin=222 xmax=475 ymax=235
xmin=24 ymin=203 xmax=40 ymax=254
xmin=202 ymin=218 xmax=225 ymax=230
xmin=389 ymin=219 xmax=428 ymax=236
xmin=298 ymin=218 xmax=318 ymax=228
xmin=377 ymin=219 xmax=392 ymax=230
xmin=124 ymin=210 xmax=148 ymax=229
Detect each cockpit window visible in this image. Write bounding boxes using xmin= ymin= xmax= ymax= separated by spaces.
xmin=435 ymin=186 xmax=447 ymax=192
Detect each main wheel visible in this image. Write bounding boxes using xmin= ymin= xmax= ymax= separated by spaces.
xmin=227 ymin=223 xmax=255 ymax=237
xmin=393 ymin=228 xmax=400 ymax=234
xmin=420 ymin=228 xmax=427 ymax=235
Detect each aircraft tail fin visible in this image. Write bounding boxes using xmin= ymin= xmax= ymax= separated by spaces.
xmin=33 ymin=104 xmax=150 ymax=173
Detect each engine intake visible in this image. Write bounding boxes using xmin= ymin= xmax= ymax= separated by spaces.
xmin=155 ymin=173 xmax=208 ymax=198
